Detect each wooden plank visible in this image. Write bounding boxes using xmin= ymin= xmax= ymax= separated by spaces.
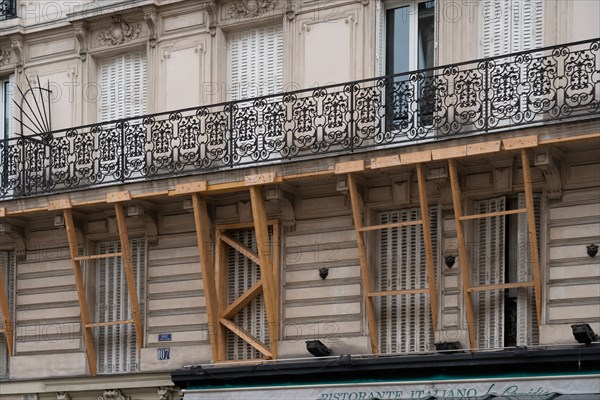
xmin=401 ymin=150 xmax=431 ymax=165
xmin=459 ymin=208 xmax=527 ymax=221
xmin=521 ymin=149 xmax=543 ymax=329
xmin=272 ymin=221 xmax=281 ymax=335
xmin=417 ymin=163 xmax=438 ymax=331
xmin=335 ymin=160 xmax=365 ymax=174
xmin=431 ymin=146 xmax=467 ymax=161
xmin=539 ymin=132 xmax=600 ymax=145
xmin=371 ymin=155 xmax=400 ymax=170
xmin=0 ymin=207 xmax=6 ymax=218
xmin=63 ymin=208 xmax=97 ymax=376
xmin=502 ymin=135 xmax=538 ymax=150
xmin=107 ymin=191 xmax=132 ymax=203
xmin=467 ymin=140 xmax=501 ymax=156
xmin=347 ymin=173 xmax=379 ymax=354
xmin=448 ymin=159 xmax=477 ymax=350
xmin=217 ymin=220 xmax=278 ymax=231
xmin=221 ymin=280 xmax=263 ymax=320
xmin=220 ymin=234 xmax=260 ymax=265
xmin=74 ymin=252 xmax=122 ymax=261
xmin=192 ymin=193 xmax=220 ymax=362
xmin=173 ymin=181 xmax=208 ymax=195
xmin=245 ymin=172 xmax=276 ymax=186
xmin=368 ymin=288 xmax=429 ymax=297
xmin=214 ymin=229 xmax=228 ymax=361
xmin=85 ymin=319 xmax=134 ymax=328
xmin=249 ymin=186 xmax=279 ymax=357
xmin=114 ymin=203 xmax=143 ymax=350
xmin=219 ymin=318 xmax=272 ymax=359
xmin=359 ymin=219 xmax=422 ymax=232
xmin=48 ymin=199 xmax=72 ymax=210
xmin=0 ymin=260 xmax=13 ymax=357
xmin=467 ymin=281 xmax=534 ymax=292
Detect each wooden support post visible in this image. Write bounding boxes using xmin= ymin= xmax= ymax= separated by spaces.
xmin=63 ymin=208 xmax=97 ymax=376
xmin=520 ymin=149 xmax=543 ymax=328
xmin=416 ymin=163 xmax=438 ymax=331
xmin=214 ymin=228 xmax=228 ymax=361
xmin=0 ymin=260 xmax=13 ymax=357
xmin=448 ymin=160 xmax=477 ymax=350
xmin=248 ymin=186 xmax=279 ymax=355
xmin=114 ymin=203 xmax=144 ymax=350
xmin=347 ymin=173 xmax=379 ymax=354
xmin=192 ymin=193 xmax=220 ymax=362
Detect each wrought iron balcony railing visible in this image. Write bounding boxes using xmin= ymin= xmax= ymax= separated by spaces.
xmin=0 ymin=0 xmax=16 ymax=20
xmin=1 ymin=38 xmax=599 ymax=200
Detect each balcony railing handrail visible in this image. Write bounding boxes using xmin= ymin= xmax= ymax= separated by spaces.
xmin=9 ymin=37 xmax=599 ymax=140
xmin=1 ymin=37 xmax=599 ymax=199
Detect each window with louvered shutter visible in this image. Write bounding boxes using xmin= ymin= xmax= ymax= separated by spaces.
xmin=481 ymin=0 xmax=543 ymax=57
xmin=226 ymin=228 xmax=272 ymax=360
xmin=96 ymin=239 xmax=146 ymax=374
xmin=378 ymin=206 xmax=438 ymax=354
xmin=227 ymin=25 xmax=283 ymax=101
xmin=97 ymin=51 xmax=147 ymax=122
xmin=473 ymin=197 xmax=506 ymax=349
xmin=0 ymin=251 xmax=15 ymax=377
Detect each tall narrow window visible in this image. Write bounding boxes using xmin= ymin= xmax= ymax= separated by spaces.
xmin=1 ymin=75 xmax=14 ymax=140
xmin=226 ymin=228 xmax=270 ymax=360
xmin=0 ymin=251 xmax=15 ymax=378
xmin=97 ymin=51 xmax=147 ymax=122
xmin=473 ymin=195 xmax=540 ymax=349
xmin=96 ymin=239 xmax=146 ymax=374
xmin=378 ymin=206 xmax=438 ymax=354
xmin=227 ymin=25 xmax=284 ymax=101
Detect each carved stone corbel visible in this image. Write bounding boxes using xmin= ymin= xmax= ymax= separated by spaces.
xmin=285 ymin=0 xmax=297 ymax=21
xmin=0 ymin=224 xmax=26 ymax=261
xmin=72 ymin=21 xmax=89 ymax=61
xmin=98 ymin=390 xmax=131 ymax=400
xmin=0 ymin=49 xmax=11 ymax=67
xmin=534 ymin=147 xmax=562 ymax=201
xmin=143 ymin=6 xmax=158 ymax=48
xmin=358 ymin=0 xmax=370 ymax=5
xmin=205 ymin=0 xmax=218 ymax=37
xmin=57 ymin=392 xmax=71 ymax=400
xmin=265 ymin=187 xmax=296 ymax=232
xmin=491 ymin=158 xmax=513 ymax=193
xmin=10 ymin=34 xmax=23 ymax=72
xmin=157 ymin=387 xmax=171 ymax=400
xmin=437 ymin=182 xmax=453 ymax=210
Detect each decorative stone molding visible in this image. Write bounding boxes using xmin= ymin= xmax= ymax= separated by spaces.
xmin=534 ymin=148 xmax=562 ymax=201
xmin=57 ymin=392 xmax=71 ymax=400
xmin=72 ymin=21 xmax=89 ymax=61
xmin=98 ymin=390 xmax=131 ymax=400
xmin=358 ymin=0 xmax=370 ymax=5
xmin=23 ymin=395 xmax=38 ymax=400
xmin=10 ymin=34 xmax=23 ymax=72
xmin=0 ymin=226 xmax=26 ymax=261
xmin=491 ymin=159 xmax=513 ymax=193
xmin=265 ymin=187 xmax=296 ymax=232
xmin=98 ymin=16 xmax=142 ymax=47
xmin=157 ymin=387 xmax=171 ymax=400
xmin=285 ymin=0 xmax=297 ymax=21
xmin=0 ymin=49 xmax=11 ymax=67
xmin=436 ymin=181 xmax=453 ymax=210
xmin=205 ymin=0 xmax=218 ymax=36
xmin=143 ymin=6 xmax=158 ymax=48
xmin=228 ymin=0 xmax=278 ymax=19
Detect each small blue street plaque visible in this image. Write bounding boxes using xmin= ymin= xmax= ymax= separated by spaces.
xmin=158 ymin=333 xmax=172 ymax=341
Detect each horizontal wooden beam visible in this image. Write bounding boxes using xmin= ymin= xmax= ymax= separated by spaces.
xmin=368 ymin=288 xmax=429 ymax=297
xmin=459 ymin=208 xmax=527 ymax=221
xmin=216 ymin=219 xmax=278 ymax=231
xmin=219 ymin=234 xmax=260 ymax=265
xmin=221 ymin=280 xmax=263 ymax=320
xmin=74 ymin=252 xmax=122 ymax=261
xmin=85 ymin=319 xmax=134 ymax=328
xmin=467 ymin=281 xmax=534 ymax=292
xmin=359 ymin=219 xmax=422 ymax=232
xmin=502 ymin=135 xmax=538 ymax=150
xmin=335 ymin=160 xmax=365 ymax=174
xmin=219 ymin=318 xmax=272 ymax=359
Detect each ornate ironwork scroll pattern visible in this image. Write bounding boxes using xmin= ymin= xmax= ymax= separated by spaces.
xmin=1 ymin=39 xmax=598 ymax=199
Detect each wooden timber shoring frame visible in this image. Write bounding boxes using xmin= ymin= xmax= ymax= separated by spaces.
xmin=213 ymin=214 xmax=280 ymax=362
xmin=0 ymin=132 xmax=596 ymax=363
xmin=55 ymin=196 xmax=144 ymax=376
xmin=0 ymin=256 xmax=14 ymax=357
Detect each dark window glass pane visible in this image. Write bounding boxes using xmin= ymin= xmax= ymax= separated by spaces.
xmin=418 ymin=1 xmax=435 ymax=70
xmin=386 ymin=6 xmax=411 ymax=75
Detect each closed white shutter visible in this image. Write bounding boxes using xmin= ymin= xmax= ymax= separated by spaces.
xmin=516 ymin=193 xmax=541 ymax=346
xmin=96 ymin=239 xmax=146 ymax=374
xmin=473 ymin=197 xmax=506 ymax=349
xmin=226 ymin=228 xmax=272 ymax=360
xmin=375 ymin=0 xmax=386 ymax=77
xmin=481 ymin=0 xmax=543 ymax=57
xmin=97 ymin=51 xmax=147 ymax=122
xmin=378 ymin=206 xmax=437 ymax=354
xmin=228 ymin=25 xmax=283 ymax=101
xmin=0 ymin=251 xmax=15 ymax=377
